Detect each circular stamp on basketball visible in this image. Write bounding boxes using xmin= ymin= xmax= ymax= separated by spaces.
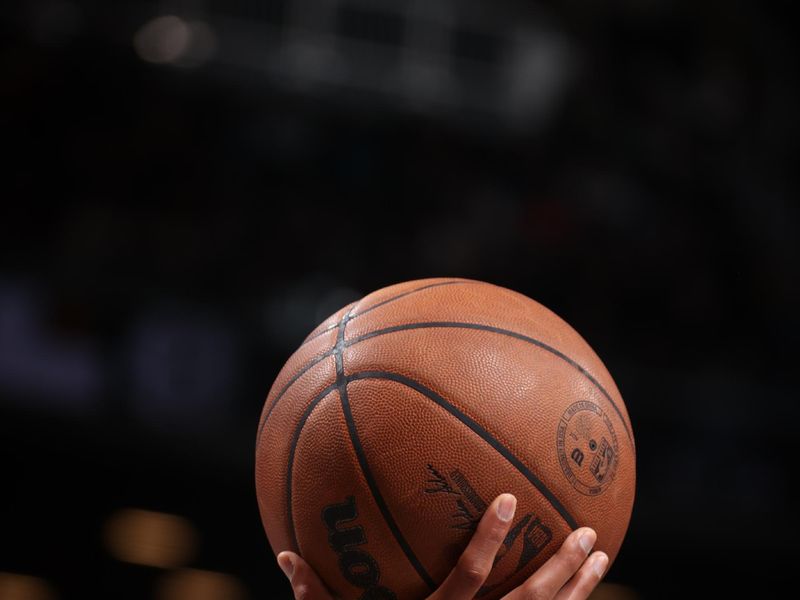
xmin=556 ymin=400 xmax=619 ymax=496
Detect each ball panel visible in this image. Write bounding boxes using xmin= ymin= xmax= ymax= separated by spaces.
xmin=346 ymin=377 xmax=573 ymax=598
xmin=291 ymin=389 xmax=427 ymax=600
xmin=346 ymin=280 xmax=632 ymax=439
xmin=346 ymin=278 xmax=471 ymax=321
xmin=256 ymin=354 xmax=337 ymax=555
xmin=342 ymin=327 xmax=634 ymax=563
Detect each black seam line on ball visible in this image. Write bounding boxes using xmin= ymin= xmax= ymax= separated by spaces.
xmin=334 ymin=305 xmax=357 ymax=382
xmin=257 ymin=316 xmax=632 ymax=451
xmin=339 ymin=381 xmax=437 ymax=591
xmin=300 ymin=301 xmax=358 ymax=346
xmin=347 ymin=371 xmax=580 ymax=531
xmin=348 ymin=322 xmax=633 ymax=445
xmin=285 ymin=384 xmax=338 ymax=553
xmin=299 ymin=279 xmax=475 ymax=348
xmin=256 ymin=351 xmax=332 ymax=446
xmin=335 ymin=308 xmax=437 ymax=592
xmin=257 ymin=280 xmax=475 ymax=447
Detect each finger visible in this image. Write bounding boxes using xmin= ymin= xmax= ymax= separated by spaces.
xmin=277 ymin=551 xmax=335 ymax=600
xmin=430 ymin=493 xmax=517 ymax=600
xmin=554 ymin=552 xmax=608 ymax=600
xmin=502 ymin=527 xmax=596 ymax=600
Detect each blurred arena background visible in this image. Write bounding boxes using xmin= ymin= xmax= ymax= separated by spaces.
xmin=1 ymin=0 xmax=797 ymax=598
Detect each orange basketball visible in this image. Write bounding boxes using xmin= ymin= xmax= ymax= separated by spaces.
xmin=255 ymin=278 xmax=635 ymax=599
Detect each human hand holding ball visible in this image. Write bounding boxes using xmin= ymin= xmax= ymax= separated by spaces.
xmin=255 ymin=279 xmax=635 ymax=600
xmin=276 ymin=494 xmax=608 ymax=600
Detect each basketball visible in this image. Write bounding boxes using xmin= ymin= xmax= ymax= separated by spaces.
xmin=255 ymin=278 xmax=636 ymax=599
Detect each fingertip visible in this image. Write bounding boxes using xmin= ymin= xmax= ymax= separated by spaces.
xmin=495 ymin=493 xmax=517 ymax=522
xmin=576 ymin=527 xmax=597 ymax=554
xmin=589 ymin=551 xmax=609 ymax=578
xmin=277 ymin=551 xmax=296 ymax=580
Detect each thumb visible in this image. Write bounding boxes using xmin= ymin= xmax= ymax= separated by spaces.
xmin=277 ymin=551 xmax=335 ymax=600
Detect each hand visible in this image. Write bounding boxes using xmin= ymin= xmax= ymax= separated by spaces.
xmin=276 ymin=494 xmax=609 ymax=600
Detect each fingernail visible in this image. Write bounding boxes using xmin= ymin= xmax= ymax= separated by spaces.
xmin=579 ymin=529 xmax=596 ymax=554
xmin=277 ymin=552 xmax=295 ymax=580
xmin=496 ymin=494 xmax=516 ymax=522
xmin=592 ymin=553 xmax=608 ymax=578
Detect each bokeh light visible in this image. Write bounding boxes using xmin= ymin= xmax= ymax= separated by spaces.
xmin=157 ymin=569 xmax=248 ymax=600
xmin=133 ymin=16 xmax=217 ymax=67
xmin=104 ymin=509 xmax=198 ymax=569
xmin=0 ymin=573 xmax=57 ymax=600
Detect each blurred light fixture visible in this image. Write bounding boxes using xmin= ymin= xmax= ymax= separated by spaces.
xmin=0 ymin=572 xmax=57 ymax=600
xmin=133 ymin=15 xmax=217 ymax=66
xmin=157 ymin=569 xmax=248 ymax=600
xmin=504 ymin=31 xmax=572 ymax=126
xmin=133 ymin=15 xmax=189 ymax=64
xmin=589 ymin=582 xmax=640 ymax=600
xmin=104 ymin=508 xmax=198 ymax=568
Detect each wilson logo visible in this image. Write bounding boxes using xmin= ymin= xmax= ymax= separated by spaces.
xmin=322 ymin=496 xmax=397 ymax=600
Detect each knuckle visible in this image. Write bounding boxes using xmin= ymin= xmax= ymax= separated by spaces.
xmin=483 ymin=523 xmax=508 ymax=546
xmin=558 ymin=539 xmax=588 ymax=567
xmin=455 ymin=553 xmax=491 ymax=586
xmin=520 ymin=580 xmax=548 ymax=600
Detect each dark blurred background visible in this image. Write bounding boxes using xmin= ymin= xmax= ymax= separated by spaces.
xmin=1 ymin=0 xmax=797 ymax=598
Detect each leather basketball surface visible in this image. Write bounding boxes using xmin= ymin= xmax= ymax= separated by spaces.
xmin=255 ymin=278 xmax=636 ymax=599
